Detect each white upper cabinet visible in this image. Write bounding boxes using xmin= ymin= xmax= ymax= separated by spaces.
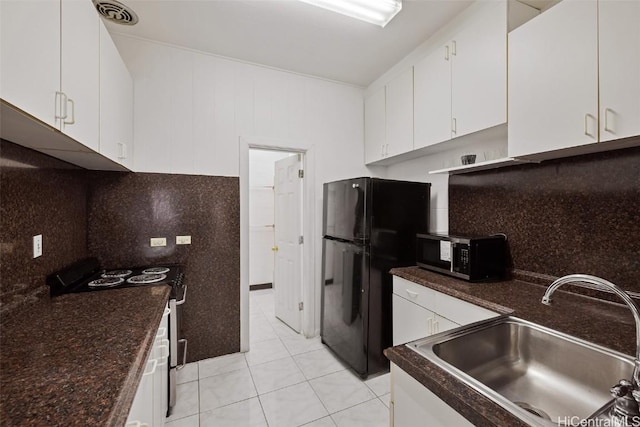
xmin=450 ymin=0 xmax=507 ymax=139
xmin=509 ymin=0 xmax=639 ymax=159
xmin=99 ymin=22 xmax=134 ymax=168
xmin=0 ymin=0 xmax=133 ymax=170
xmin=364 ymin=87 xmax=386 ymax=164
xmin=364 ymin=67 xmax=413 ymax=165
xmin=60 ymin=0 xmax=100 ymax=150
xmin=0 ymin=0 xmax=60 ymax=128
xmin=414 ymin=46 xmax=452 ymax=149
xmin=385 ymin=67 xmax=414 ymax=157
xmin=598 ymin=0 xmax=640 ymax=143
xmin=413 ymin=0 xmax=522 ymax=151
xmin=508 ymin=0 xmax=599 ymax=158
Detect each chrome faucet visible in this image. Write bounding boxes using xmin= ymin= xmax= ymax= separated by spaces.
xmin=542 ymin=274 xmax=640 ymax=420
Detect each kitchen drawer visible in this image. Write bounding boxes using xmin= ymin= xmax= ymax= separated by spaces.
xmin=393 ymin=277 xmax=436 ymax=312
xmin=435 ymin=292 xmax=498 ymax=325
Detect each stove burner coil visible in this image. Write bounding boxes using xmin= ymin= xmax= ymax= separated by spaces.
xmin=127 ymin=273 xmax=167 ymax=284
xmin=142 ymin=267 xmax=170 ymax=275
xmin=88 ymin=277 xmax=125 ymax=288
xmin=102 ymin=269 xmax=133 ymax=278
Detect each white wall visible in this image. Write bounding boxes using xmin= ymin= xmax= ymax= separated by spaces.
xmin=113 ymin=34 xmax=376 ymax=180
xmin=112 ymin=34 xmax=382 ymax=340
xmin=249 ymin=149 xmax=294 ymax=285
xmin=385 ymin=138 xmax=506 ymax=233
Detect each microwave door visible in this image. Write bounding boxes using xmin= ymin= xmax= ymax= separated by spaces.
xmin=418 ymin=238 xmax=452 ymax=272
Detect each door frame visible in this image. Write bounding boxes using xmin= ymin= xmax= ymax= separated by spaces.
xmin=239 ymin=136 xmax=316 ymax=352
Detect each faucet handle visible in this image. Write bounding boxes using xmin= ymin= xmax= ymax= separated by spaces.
xmin=611 ymin=380 xmax=634 ymax=398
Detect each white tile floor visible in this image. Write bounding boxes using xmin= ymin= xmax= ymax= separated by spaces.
xmin=166 ymin=289 xmax=390 ymax=427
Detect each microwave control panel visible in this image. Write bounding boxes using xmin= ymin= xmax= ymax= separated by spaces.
xmin=453 ymin=243 xmax=470 ymax=275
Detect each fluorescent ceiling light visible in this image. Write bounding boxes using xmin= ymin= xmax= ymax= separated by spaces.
xmin=299 ymin=0 xmax=402 ymax=27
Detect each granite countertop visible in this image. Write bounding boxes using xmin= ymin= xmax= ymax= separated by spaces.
xmin=0 ymin=285 xmax=170 ymax=426
xmin=386 ymin=266 xmax=637 ymax=427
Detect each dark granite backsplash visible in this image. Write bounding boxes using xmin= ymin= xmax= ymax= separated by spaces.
xmin=0 ymin=140 xmax=88 ymax=314
xmin=1 ymin=141 xmax=240 ymax=361
xmin=87 ymin=172 xmax=240 ymax=362
xmin=450 ymin=146 xmax=640 ymax=291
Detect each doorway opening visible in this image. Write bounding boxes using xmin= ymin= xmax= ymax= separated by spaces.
xmin=248 ymin=148 xmax=304 ymax=343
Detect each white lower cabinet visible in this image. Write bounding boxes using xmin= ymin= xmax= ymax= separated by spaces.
xmin=127 ymin=309 xmax=170 ymax=427
xmin=392 ymin=294 xmax=437 ymax=346
xmin=391 ymin=275 xmax=500 ymax=425
xmin=391 ymin=363 xmax=474 ymax=427
xmin=392 ymin=276 xmax=497 ymax=345
xmin=128 ymin=359 xmax=157 ymax=426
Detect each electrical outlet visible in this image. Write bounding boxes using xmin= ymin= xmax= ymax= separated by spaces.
xmin=33 ymin=235 xmax=42 ymax=258
xmin=150 ymin=237 xmax=167 ymax=247
xmin=176 ymin=235 xmax=191 ymax=245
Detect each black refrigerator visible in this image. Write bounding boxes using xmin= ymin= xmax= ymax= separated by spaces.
xmin=321 ymin=177 xmax=430 ymax=378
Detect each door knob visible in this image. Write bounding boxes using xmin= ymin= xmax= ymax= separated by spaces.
xmin=271 ymin=246 xmax=279 ymax=252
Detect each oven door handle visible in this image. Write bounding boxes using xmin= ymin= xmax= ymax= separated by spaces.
xmin=176 ymin=286 xmax=187 ymax=305
xmin=177 ymin=338 xmax=188 ymax=370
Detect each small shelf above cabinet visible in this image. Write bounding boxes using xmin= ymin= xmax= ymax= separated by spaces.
xmin=429 ymin=157 xmax=537 ymax=175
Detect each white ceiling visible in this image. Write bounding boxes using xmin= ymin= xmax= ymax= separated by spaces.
xmin=105 ymin=0 xmax=476 ymax=87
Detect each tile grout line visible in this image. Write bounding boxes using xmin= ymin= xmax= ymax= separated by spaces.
xmin=244 ymin=351 xmax=271 ymax=427
xmin=251 ymin=292 xmax=387 ymax=425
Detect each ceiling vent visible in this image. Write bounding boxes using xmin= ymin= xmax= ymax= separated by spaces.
xmin=93 ymin=0 xmax=139 ymax=25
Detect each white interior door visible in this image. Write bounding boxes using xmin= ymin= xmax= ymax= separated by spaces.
xmin=274 ymin=154 xmax=303 ymax=332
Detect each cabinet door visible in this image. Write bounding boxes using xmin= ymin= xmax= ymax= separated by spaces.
xmin=0 ymin=0 xmax=60 ymax=128
xmin=385 ymin=67 xmax=414 ymax=157
xmin=414 ymin=46 xmax=452 ymax=148
xmin=508 ymin=0 xmax=599 ymax=158
xmin=451 ymin=0 xmax=507 ymax=139
xmin=392 ymin=364 xmax=474 ymax=427
xmin=433 ymin=315 xmax=460 ymax=335
xmin=598 ymin=0 xmax=640 ymax=142
xmin=364 ymin=87 xmax=386 ymax=164
xmin=99 ymin=22 xmax=134 ymax=168
xmin=60 ymin=0 xmax=100 ymax=150
xmin=392 ymin=294 xmax=435 ymax=346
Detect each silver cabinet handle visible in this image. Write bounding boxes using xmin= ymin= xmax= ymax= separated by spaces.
xmin=452 ymin=40 xmax=457 ymax=56
xmin=445 ymin=45 xmax=449 ymax=61
xmin=604 ymin=108 xmax=613 ymax=133
xmin=452 ymin=117 xmax=457 ymax=134
xmin=405 ymin=289 xmax=419 ymax=299
xmin=64 ymin=98 xmax=75 ymax=125
xmin=55 ymin=92 xmax=68 ymax=120
xmin=117 ymin=143 xmax=127 ymax=160
xmin=177 ymin=338 xmax=188 ymax=370
xmin=584 ymin=113 xmax=595 ymax=138
xmin=176 ymin=286 xmax=187 ymax=305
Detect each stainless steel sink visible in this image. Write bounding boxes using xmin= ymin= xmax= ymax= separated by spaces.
xmin=407 ymin=316 xmax=635 ymax=426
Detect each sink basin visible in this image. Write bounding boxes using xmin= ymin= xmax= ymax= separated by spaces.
xmin=407 ymin=316 xmax=634 ymax=426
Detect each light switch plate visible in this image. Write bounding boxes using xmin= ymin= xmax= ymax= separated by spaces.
xmin=176 ymin=235 xmax=191 ymax=245
xmin=33 ymin=235 xmax=42 ymax=258
xmin=150 ymin=237 xmax=167 ymax=247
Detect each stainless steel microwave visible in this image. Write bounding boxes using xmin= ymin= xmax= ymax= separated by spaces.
xmin=416 ymin=233 xmax=507 ymax=281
